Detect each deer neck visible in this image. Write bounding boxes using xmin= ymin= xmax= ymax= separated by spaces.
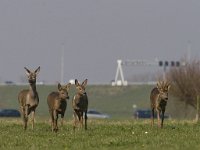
xmin=29 ymin=83 xmax=37 ymax=98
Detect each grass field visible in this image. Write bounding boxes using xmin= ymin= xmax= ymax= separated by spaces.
xmin=0 ymin=118 xmax=200 ymax=150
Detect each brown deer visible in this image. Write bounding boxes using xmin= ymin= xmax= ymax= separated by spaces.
xmin=18 ymin=66 xmax=40 ymax=130
xmin=72 ymin=79 xmax=88 ymax=131
xmin=47 ymin=83 xmax=71 ymax=132
xmin=150 ymin=80 xmax=170 ymax=128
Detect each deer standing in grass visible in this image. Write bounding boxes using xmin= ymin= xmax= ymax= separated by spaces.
xmin=150 ymin=81 xmax=170 ymax=128
xmin=18 ymin=66 xmax=40 ymax=130
xmin=47 ymin=83 xmax=71 ymax=132
xmin=72 ymin=79 xmax=88 ymax=131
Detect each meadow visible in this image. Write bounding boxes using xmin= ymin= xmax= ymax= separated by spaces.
xmin=0 ymin=119 xmax=200 ymax=150
xmin=0 ymin=84 xmax=199 ymax=149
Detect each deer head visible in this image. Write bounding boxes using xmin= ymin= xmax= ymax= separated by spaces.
xmin=156 ymin=81 xmax=171 ymax=101
xmin=24 ymin=66 xmax=40 ymax=84
xmin=75 ymin=79 xmax=88 ymax=95
xmin=58 ymin=83 xmax=71 ymax=100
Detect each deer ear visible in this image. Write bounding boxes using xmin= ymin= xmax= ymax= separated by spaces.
xmin=58 ymin=83 xmax=62 ymax=90
xmin=75 ymin=79 xmax=79 ymax=86
xmin=66 ymin=83 xmax=71 ymax=90
xmin=167 ymin=85 xmax=171 ymax=91
xmin=156 ymin=82 xmax=160 ymax=89
xmin=82 ymin=79 xmax=88 ymax=87
xmin=156 ymin=81 xmax=162 ymax=91
xmin=24 ymin=67 xmax=30 ymax=75
xmin=35 ymin=66 xmax=40 ymax=75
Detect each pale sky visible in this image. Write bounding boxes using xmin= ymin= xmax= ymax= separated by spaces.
xmin=0 ymin=0 xmax=200 ymax=84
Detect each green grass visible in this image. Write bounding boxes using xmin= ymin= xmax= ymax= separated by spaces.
xmin=0 ymin=119 xmax=200 ymax=150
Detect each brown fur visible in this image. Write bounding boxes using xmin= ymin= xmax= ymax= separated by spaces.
xmin=18 ymin=66 xmax=40 ymax=130
xmin=150 ymin=81 xmax=170 ymax=128
xmin=72 ymin=79 xmax=88 ymax=131
xmin=47 ymin=83 xmax=71 ymax=132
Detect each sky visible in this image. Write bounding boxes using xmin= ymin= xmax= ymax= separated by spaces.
xmin=0 ymin=0 xmax=200 ymax=84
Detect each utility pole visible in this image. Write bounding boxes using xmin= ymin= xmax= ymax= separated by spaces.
xmin=61 ymin=44 xmax=64 ymax=84
xmin=196 ymin=95 xmax=200 ymax=122
xmin=163 ymin=61 xmax=168 ymax=81
xmin=187 ymin=40 xmax=191 ymax=63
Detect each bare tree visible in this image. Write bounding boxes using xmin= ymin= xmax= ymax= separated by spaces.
xmin=167 ymin=60 xmax=200 ymax=120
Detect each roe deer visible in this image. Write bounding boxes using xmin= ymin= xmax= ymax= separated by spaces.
xmin=47 ymin=83 xmax=71 ymax=132
xmin=72 ymin=79 xmax=88 ymax=131
xmin=150 ymin=80 xmax=170 ymax=128
xmin=18 ymin=66 xmax=40 ymax=130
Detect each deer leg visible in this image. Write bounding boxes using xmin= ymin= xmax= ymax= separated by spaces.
xmin=31 ymin=110 xmax=35 ymax=130
xmin=73 ymin=111 xmax=78 ymax=131
xmin=75 ymin=110 xmax=81 ymax=129
xmin=161 ymin=109 xmax=165 ymax=128
xmin=151 ymin=108 xmax=154 ymax=126
xmin=53 ymin=110 xmax=58 ymax=132
xmin=74 ymin=110 xmax=81 ymax=131
xmin=24 ymin=105 xmax=29 ymax=130
xmin=55 ymin=113 xmax=58 ymax=132
xmin=84 ymin=111 xmax=87 ymax=130
xmin=80 ymin=112 xmax=83 ymax=129
xmin=21 ymin=106 xmax=26 ymax=130
xmin=49 ymin=110 xmax=54 ymax=132
xmin=61 ymin=113 xmax=64 ymax=127
xmin=52 ymin=110 xmax=56 ymax=132
xmin=20 ymin=106 xmax=24 ymax=117
xmin=78 ymin=112 xmax=82 ymax=129
xmin=157 ymin=109 xmax=161 ymax=128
